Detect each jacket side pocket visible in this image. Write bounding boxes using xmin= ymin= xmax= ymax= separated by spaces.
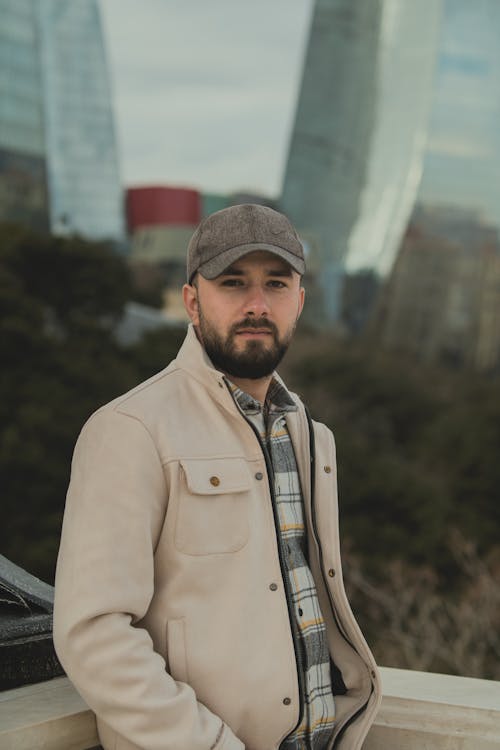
xmin=166 ymin=618 xmax=188 ymax=684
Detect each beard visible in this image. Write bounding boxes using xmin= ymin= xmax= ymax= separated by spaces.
xmin=198 ymin=310 xmax=294 ymax=379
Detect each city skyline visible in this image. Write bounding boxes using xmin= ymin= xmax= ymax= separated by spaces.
xmin=100 ymin=2 xmax=500 ymax=263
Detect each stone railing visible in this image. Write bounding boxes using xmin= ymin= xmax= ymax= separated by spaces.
xmin=1 ymin=667 xmax=499 ymax=749
xmin=366 ymin=667 xmax=500 ymax=749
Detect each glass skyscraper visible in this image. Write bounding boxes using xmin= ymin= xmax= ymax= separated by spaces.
xmin=281 ymin=0 xmax=442 ymax=324
xmin=376 ymin=0 xmax=500 ymax=370
xmin=37 ymin=0 xmax=124 ymax=240
xmin=281 ymin=0 xmax=383 ymax=322
xmin=0 ymin=0 xmax=124 ymax=241
xmin=0 ymin=0 xmax=49 ymax=229
xmin=417 ymin=0 xmax=500 ymax=229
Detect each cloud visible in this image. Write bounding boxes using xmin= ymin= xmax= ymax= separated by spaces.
xmin=99 ymin=0 xmax=312 ymax=194
xmin=426 ymin=135 xmax=493 ymax=160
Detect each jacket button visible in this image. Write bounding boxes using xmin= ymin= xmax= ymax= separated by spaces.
xmin=283 ymin=697 xmax=291 ymax=705
xmin=328 ymin=568 xmax=335 ymax=578
xmin=269 ymin=583 xmax=278 ymax=591
xmin=210 ymin=476 xmax=220 ymax=487
xmin=255 ymin=472 xmax=263 ymax=480
xmin=324 ymin=465 xmax=332 ymax=473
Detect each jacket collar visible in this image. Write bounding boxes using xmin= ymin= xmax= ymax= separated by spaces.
xmin=175 ymin=324 xmax=303 ymax=417
xmin=175 ymin=324 xmax=239 ymax=415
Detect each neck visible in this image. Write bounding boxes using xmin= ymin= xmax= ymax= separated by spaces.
xmin=227 ymin=374 xmax=273 ymax=404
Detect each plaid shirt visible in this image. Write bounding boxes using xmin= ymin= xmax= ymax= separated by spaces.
xmin=229 ymin=378 xmax=336 ymax=750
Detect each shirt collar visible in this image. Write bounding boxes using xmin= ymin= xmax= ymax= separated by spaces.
xmin=227 ymin=376 xmax=297 ymax=416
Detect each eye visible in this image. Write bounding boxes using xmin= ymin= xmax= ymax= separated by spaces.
xmin=267 ymin=279 xmax=288 ymax=289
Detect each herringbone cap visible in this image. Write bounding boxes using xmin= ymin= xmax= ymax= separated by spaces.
xmin=187 ymin=203 xmax=305 ymax=282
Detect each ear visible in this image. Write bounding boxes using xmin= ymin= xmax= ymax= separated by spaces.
xmin=297 ymin=286 xmax=305 ymax=320
xmin=182 ymin=283 xmax=200 ymax=326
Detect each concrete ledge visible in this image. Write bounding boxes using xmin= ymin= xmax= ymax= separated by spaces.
xmin=0 ymin=677 xmax=98 ymax=750
xmin=366 ymin=667 xmax=500 ymax=749
xmin=1 ymin=668 xmax=499 ymax=749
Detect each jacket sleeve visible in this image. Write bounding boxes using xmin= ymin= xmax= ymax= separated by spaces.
xmin=53 ymin=408 xmax=244 ymax=750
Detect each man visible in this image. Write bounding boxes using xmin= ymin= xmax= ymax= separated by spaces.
xmin=54 ymin=204 xmax=381 ymax=750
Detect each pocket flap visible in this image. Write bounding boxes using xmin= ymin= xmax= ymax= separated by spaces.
xmin=180 ymin=458 xmax=252 ymax=495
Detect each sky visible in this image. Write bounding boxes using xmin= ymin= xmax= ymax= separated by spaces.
xmin=98 ymin=0 xmax=313 ymax=199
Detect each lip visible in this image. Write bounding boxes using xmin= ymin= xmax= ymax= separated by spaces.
xmin=236 ymin=329 xmax=272 ymax=336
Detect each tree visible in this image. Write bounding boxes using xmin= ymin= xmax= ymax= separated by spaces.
xmin=1 ymin=226 xmax=138 ymax=581
xmin=281 ymin=331 xmax=499 ymax=576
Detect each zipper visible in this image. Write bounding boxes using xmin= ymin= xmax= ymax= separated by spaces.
xmin=306 ymin=409 xmax=354 ymax=646
xmin=305 ymin=406 xmax=357 ymax=651
xmin=305 ymin=407 xmax=372 ymax=745
xmin=226 ymin=383 xmax=305 ymax=735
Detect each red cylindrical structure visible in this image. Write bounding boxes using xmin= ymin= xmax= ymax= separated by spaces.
xmin=126 ymin=186 xmax=201 ymax=232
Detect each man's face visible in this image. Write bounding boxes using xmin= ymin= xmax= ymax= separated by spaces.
xmin=183 ymin=251 xmax=305 ymax=379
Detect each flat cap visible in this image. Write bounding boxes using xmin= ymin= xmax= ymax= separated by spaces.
xmin=187 ymin=203 xmax=305 ymax=282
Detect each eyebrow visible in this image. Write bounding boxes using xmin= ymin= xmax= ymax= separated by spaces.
xmin=220 ymin=266 xmax=293 ymax=277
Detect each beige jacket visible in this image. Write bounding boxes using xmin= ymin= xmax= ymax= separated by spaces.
xmin=54 ymin=325 xmax=381 ymax=750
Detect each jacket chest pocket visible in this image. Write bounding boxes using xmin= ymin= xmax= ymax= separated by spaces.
xmin=174 ymin=458 xmax=252 ymax=555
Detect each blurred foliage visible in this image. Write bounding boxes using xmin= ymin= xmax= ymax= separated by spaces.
xmin=0 ymin=224 xmax=185 ymax=582
xmin=0 ymin=223 xmax=131 ymax=324
xmin=128 ymin=261 xmax=168 ymax=308
xmin=344 ymin=532 xmax=500 ymax=680
xmin=282 ymin=328 xmax=500 ymax=584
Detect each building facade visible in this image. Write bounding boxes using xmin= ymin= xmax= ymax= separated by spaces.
xmin=37 ymin=0 xmax=124 ymax=241
xmin=126 ymin=186 xmax=200 ymax=266
xmin=281 ymin=0 xmax=442 ymax=324
xmin=378 ymin=0 xmax=500 ymax=370
xmin=126 ymin=186 xmax=202 ymax=317
xmin=378 ymin=207 xmax=500 ymax=371
xmin=417 ymin=0 xmax=500 ymax=230
xmin=0 ymin=0 xmax=49 ymax=230
xmin=0 ymin=0 xmax=124 ymax=242
xmin=281 ymin=0 xmax=382 ymax=323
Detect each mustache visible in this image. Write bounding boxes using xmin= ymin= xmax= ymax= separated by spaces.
xmin=230 ymin=318 xmax=278 ymax=335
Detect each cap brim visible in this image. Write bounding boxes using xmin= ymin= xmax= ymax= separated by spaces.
xmin=197 ymin=242 xmax=305 ymax=279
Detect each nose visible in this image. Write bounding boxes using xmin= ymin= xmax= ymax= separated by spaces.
xmin=243 ymin=284 xmax=271 ymax=317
